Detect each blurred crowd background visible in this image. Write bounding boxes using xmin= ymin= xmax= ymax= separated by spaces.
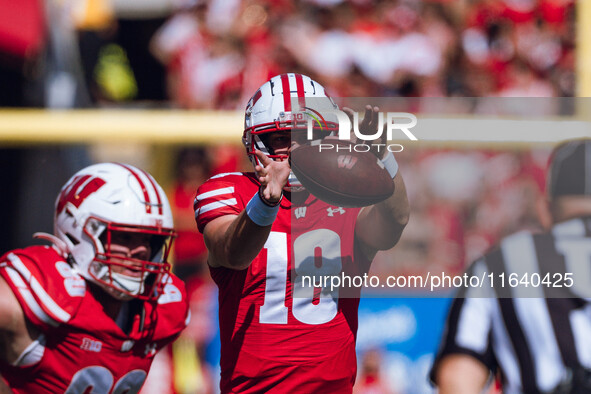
xmin=0 ymin=0 xmax=575 ymax=109
xmin=0 ymin=0 xmax=578 ymax=393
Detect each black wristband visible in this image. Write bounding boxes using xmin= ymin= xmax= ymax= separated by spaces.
xmin=258 ymin=186 xmax=282 ymax=207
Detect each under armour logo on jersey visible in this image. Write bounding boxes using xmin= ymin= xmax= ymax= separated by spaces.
xmin=80 ymin=338 xmax=102 ymax=352
xmin=337 ymin=155 xmax=358 ymax=170
xmin=145 ymin=343 xmax=157 ymax=356
xmin=294 ymin=207 xmax=307 ymax=219
xmin=327 ymin=207 xmax=345 ymax=217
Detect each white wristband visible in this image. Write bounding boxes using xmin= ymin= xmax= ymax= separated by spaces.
xmin=246 ymin=193 xmax=280 ymax=226
xmin=380 ymin=152 xmax=399 ymax=178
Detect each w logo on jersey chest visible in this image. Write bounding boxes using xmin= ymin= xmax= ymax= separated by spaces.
xmin=294 ymin=207 xmax=307 ymax=219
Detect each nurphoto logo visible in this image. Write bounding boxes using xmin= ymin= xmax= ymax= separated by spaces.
xmin=304 ymin=108 xmax=418 ymax=153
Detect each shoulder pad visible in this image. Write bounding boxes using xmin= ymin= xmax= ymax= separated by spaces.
xmin=194 ymin=172 xmax=251 ymax=233
xmin=149 ymin=274 xmax=190 ymax=340
xmin=0 ymin=246 xmax=86 ymax=328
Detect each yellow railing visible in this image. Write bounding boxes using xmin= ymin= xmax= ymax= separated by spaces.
xmin=0 ymin=110 xmax=588 ymax=145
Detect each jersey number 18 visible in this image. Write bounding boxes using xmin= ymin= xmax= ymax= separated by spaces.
xmin=259 ymin=230 xmax=342 ymax=325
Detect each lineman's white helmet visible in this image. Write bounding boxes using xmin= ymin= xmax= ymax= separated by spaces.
xmin=51 ymin=163 xmax=176 ymax=301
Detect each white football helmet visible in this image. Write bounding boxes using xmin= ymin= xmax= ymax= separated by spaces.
xmin=48 ymin=163 xmax=176 ymax=301
xmin=242 ymin=73 xmax=339 ymax=190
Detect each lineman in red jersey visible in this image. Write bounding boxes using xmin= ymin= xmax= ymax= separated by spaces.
xmin=195 ymin=73 xmax=410 ymax=393
xmin=0 ymin=163 xmax=189 ymax=393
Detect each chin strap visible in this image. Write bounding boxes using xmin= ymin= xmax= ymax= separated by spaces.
xmin=33 ymin=232 xmax=70 ymax=258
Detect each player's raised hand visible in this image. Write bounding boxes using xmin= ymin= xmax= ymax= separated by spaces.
xmin=254 ymin=149 xmax=290 ymax=203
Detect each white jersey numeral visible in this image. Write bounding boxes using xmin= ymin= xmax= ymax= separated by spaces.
xmin=259 ymin=232 xmax=289 ymax=324
xmin=65 ymin=366 xmax=146 ymax=394
xmin=259 ymin=230 xmax=342 ymax=325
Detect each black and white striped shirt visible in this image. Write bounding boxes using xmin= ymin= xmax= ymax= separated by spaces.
xmin=431 ymin=217 xmax=591 ymax=394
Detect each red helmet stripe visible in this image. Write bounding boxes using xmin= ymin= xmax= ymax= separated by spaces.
xmin=137 ymin=167 xmax=163 ymax=215
xmin=280 ymin=73 xmax=292 ymax=112
xmin=252 ymin=89 xmax=262 ymax=107
xmin=116 ymin=163 xmax=152 ymax=214
xmin=295 ymin=73 xmax=306 ymax=110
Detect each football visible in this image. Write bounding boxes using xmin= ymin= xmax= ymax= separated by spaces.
xmin=290 ymin=139 xmax=394 ymax=207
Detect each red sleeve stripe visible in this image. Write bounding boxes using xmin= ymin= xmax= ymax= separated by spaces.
xmin=4 ymin=267 xmax=59 ymax=327
xmin=195 ymin=186 xmax=235 ymax=202
xmin=210 ymin=172 xmax=243 ymax=180
xmin=195 ymin=198 xmax=238 ymax=217
xmin=8 ymin=254 xmax=72 ymax=323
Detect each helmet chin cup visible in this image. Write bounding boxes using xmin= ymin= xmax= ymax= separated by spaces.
xmin=90 ymin=260 xmax=146 ymax=300
xmin=111 ymin=272 xmax=146 ymax=299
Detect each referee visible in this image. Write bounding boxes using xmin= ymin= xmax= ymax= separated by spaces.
xmin=431 ymin=139 xmax=591 ymax=394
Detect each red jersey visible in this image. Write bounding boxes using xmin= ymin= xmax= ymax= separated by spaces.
xmin=0 ymin=245 xmax=189 ymax=393
xmin=195 ymin=172 xmax=371 ymax=393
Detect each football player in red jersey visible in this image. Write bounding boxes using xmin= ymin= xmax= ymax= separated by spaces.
xmin=195 ymin=73 xmax=410 ymax=393
xmin=0 ymin=163 xmax=189 ymax=393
